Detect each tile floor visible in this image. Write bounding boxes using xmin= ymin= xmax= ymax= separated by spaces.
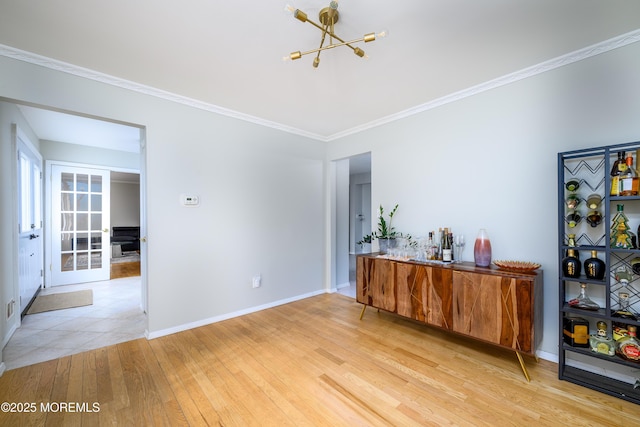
xmin=2 ymin=277 xmax=146 ymax=371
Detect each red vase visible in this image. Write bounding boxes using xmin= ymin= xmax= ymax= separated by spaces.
xmin=474 ymin=229 xmax=492 ymax=267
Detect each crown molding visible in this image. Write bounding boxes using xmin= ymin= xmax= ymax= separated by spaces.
xmin=0 ymin=44 xmax=326 ymax=141
xmin=2 ymin=28 xmax=639 ymax=144
xmin=327 ymin=28 xmax=640 ymax=141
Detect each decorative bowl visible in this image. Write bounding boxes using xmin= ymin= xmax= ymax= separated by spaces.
xmin=493 ymin=260 xmax=541 ymax=272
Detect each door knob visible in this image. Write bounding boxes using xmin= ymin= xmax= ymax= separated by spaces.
xmin=140 ymin=237 xmax=147 ymax=243
xmin=29 ymin=234 xmax=39 ymax=240
xmin=103 ymin=228 xmax=109 ymax=233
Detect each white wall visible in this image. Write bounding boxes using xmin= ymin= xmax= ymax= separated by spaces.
xmin=327 ymin=41 xmax=640 ymax=357
xmin=0 ymin=55 xmax=327 ymax=340
xmin=111 ymin=182 xmax=140 ymax=227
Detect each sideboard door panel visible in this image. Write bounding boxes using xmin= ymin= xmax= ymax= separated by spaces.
xmin=396 ymin=262 xmax=427 ymax=321
xmin=452 ymin=271 xmax=534 ymax=354
xmin=426 ymin=267 xmax=453 ymax=330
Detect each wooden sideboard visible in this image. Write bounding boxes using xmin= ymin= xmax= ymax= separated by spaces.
xmin=356 ymin=254 xmax=543 ymax=380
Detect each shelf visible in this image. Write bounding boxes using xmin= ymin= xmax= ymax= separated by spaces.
xmin=560 ymin=365 xmax=640 ymax=405
xmin=559 ymin=141 xmax=640 ymax=403
xmin=562 ymin=304 xmax=607 ymax=318
xmin=563 ymin=343 xmax=640 ymax=369
xmin=560 ymin=276 xmax=607 ymax=286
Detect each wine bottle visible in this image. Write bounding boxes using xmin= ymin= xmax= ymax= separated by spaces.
xmin=442 ymin=228 xmax=452 ymax=262
xmin=620 ymin=153 xmax=640 ymax=196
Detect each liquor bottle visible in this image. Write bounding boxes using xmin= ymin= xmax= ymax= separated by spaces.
xmin=583 ymin=250 xmax=605 ymax=280
xmin=611 ymin=204 xmax=635 ymax=249
xmin=610 ymin=151 xmax=625 ymax=196
xmin=616 ymin=325 xmax=640 ymax=362
xmin=442 ymin=228 xmax=452 ymax=263
xmin=430 ymin=231 xmax=439 ymax=260
xmin=425 ymin=232 xmax=435 ymax=260
xmin=566 ymin=233 xmax=579 ymax=260
xmin=612 ymin=291 xmax=638 ymax=341
xmin=589 ymin=321 xmax=616 ymax=356
xmin=620 ymin=153 xmax=640 ymax=196
xmin=568 ymin=283 xmax=600 ymax=310
xmin=562 ymin=249 xmax=581 ymax=278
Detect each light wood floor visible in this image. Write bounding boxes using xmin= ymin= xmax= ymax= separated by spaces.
xmin=1 ymin=293 xmax=638 ymax=426
xmin=110 ymin=261 xmax=140 ymax=280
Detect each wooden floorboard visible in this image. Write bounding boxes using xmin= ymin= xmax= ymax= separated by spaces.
xmin=110 ymin=261 xmax=140 ymax=280
xmin=1 ymin=293 xmax=639 ymax=426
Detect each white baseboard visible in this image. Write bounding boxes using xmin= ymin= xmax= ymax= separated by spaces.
xmin=146 ymin=289 xmax=326 ymax=340
xmin=0 ymin=362 xmax=5 ymax=377
xmin=536 ymin=350 xmax=557 ymax=364
xmin=336 ymin=281 xmax=352 ymax=290
xmin=1 ymin=322 xmax=19 ymax=350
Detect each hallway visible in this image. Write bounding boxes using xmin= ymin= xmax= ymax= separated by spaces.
xmin=2 ymin=277 xmax=145 ymax=370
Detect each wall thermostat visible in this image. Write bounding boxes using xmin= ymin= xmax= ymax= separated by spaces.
xmin=180 ymin=194 xmax=200 ymax=207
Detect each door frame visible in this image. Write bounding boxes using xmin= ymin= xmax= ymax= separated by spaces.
xmin=44 ymin=160 xmax=139 ymax=288
xmin=14 ymin=124 xmax=44 ymax=314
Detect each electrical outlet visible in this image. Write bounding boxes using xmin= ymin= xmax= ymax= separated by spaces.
xmin=7 ymin=299 xmax=14 ymax=319
xmin=252 ymin=275 xmax=261 ymax=288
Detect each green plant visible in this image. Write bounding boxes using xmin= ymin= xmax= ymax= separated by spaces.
xmin=358 ymin=204 xmax=403 ymax=246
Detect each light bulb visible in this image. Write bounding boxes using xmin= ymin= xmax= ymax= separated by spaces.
xmin=284 ymin=4 xmax=295 ymax=14
xmin=330 ymin=1 xmax=339 ymax=10
xmin=376 ymin=29 xmax=389 ymax=39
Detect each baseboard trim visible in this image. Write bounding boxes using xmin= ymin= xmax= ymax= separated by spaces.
xmin=1 ymin=322 xmax=18 ymax=350
xmin=536 ymin=350 xmax=557 ymax=364
xmin=336 ymin=281 xmax=352 ymax=290
xmin=0 ymin=362 xmax=6 ymax=377
xmin=146 ymin=289 xmax=326 ymax=340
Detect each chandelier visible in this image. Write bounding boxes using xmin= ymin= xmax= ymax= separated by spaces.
xmin=284 ymin=1 xmax=387 ymax=68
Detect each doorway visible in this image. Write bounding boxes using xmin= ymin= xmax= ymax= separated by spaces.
xmin=335 ymin=152 xmax=371 ymax=298
xmin=4 ymin=100 xmax=147 ymax=369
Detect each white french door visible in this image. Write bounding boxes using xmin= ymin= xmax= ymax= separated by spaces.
xmin=51 ymin=165 xmax=111 ymax=286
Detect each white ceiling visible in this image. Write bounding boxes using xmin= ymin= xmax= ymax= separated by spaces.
xmin=16 ymin=105 xmax=142 ymax=153
xmin=1 ymin=0 xmax=640 ymax=144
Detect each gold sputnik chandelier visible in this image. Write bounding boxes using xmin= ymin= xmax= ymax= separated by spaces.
xmin=284 ymin=1 xmax=387 ymax=68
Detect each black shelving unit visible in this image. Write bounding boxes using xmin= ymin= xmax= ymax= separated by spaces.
xmin=558 ymin=141 xmax=640 ymax=405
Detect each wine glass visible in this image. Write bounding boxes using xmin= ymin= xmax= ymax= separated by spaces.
xmin=454 ymin=234 xmax=465 ymax=263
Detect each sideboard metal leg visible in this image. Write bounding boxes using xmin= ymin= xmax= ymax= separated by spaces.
xmin=515 ymin=351 xmax=531 ymax=382
xmin=359 ymin=304 xmax=367 ymax=320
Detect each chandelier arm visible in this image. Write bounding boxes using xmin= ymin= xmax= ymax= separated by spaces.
xmin=313 ymin=25 xmax=331 ymax=64
xmin=297 ymin=36 xmax=368 ymax=57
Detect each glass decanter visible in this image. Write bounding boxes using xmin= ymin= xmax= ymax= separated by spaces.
xmin=568 ymin=283 xmax=600 ymax=311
